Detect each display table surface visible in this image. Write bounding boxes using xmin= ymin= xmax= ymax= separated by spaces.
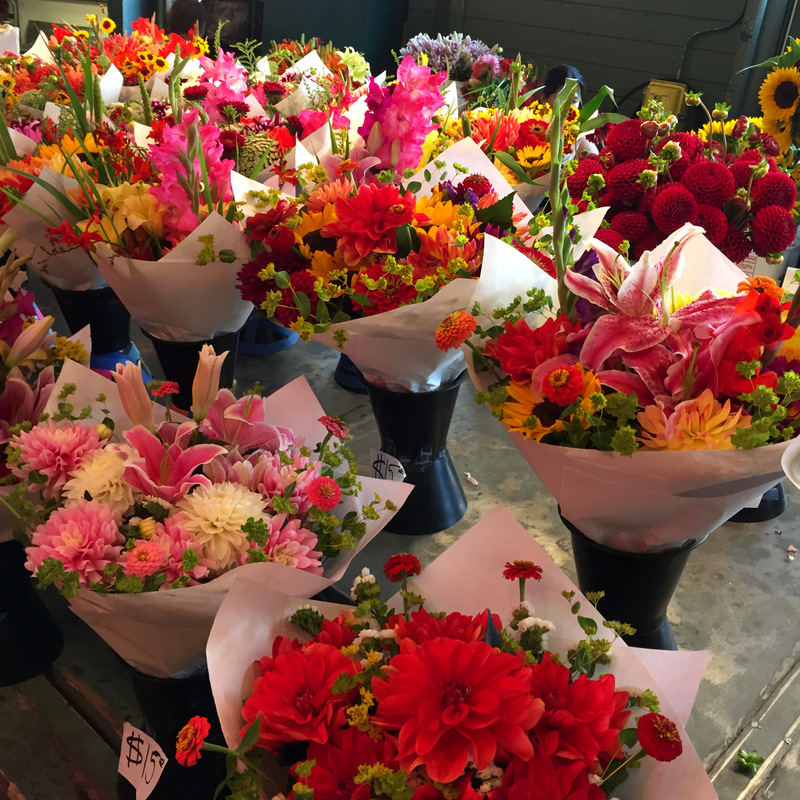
xmin=2 ymin=279 xmax=800 ymax=798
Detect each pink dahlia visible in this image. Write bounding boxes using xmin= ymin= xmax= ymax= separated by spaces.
xmin=153 ymin=513 xmax=210 ymax=586
xmin=262 ymin=515 xmax=323 ymax=573
xmin=25 ymin=500 xmax=124 ymax=588
xmin=10 ymin=422 xmax=103 ymax=499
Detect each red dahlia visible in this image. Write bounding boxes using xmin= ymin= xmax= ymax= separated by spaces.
xmin=637 ymin=712 xmax=683 ymax=762
xmin=632 ymin=229 xmax=665 ymax=260
xmin=681 ymin=160 xmax=735 ymax=206
xmin=655 ymin=132 xmax=704 ymax=178
xmin=751 ymin=170 xmax=797 ymax=212
xmin=752 ymin=205 xmax=797 ymax=256
xmin=606 ymin=158 xmax=651 ymax=202
xmin=566 ymin=157 xmax=606 ymax=198
xmin=651 ymin=184 xmax=698 ymax=234
xmin=390 ymin=607 xmax=501 ymax=645
xmin=592 ymin=227 xmax=626 ymax=252
xmin=383 ymin=553 xmax=422 ymax=581
xmin=719 ymin=223 xmax=753 ymax=264
xmin=695 ymin=203 xmax=728 ymax=245
xmin=605 ymin=119 xmax=649 ymax=160
xmin=275 ymin=270 xmax=318 ymax=327
xmin=610 ymin=210 xmax=651 ymax=242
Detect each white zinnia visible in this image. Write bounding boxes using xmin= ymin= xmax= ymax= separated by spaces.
xmin=176 ymin=482 xmax=269 ymax=571
xmin=62 ymin=447 xmax=135 ymax=516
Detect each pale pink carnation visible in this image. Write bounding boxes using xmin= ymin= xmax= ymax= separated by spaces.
xmin=262 ymin=515 xmax=323 ymax=573
xmin=153 ymin=513 xmax=210 ymax=586
xmin=25 ymin=500 xmax=124 ymax=588
xmin=11 ymin=422 xmax=103 ymax=499
xmin=125 ymin=541 xmax=166 ymax=578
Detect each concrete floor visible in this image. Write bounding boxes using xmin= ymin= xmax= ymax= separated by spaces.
xmin=2 ymin=277 xmax=800 ymax=798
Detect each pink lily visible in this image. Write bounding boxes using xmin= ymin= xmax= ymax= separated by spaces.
xmin=4 ymin=315 xmax=54 ymax=369
xmin=565 ymin=224 xmax=740 ymax=370
xmin=192 ymin=345 xmax=227 ymax=422
xmin=200 ymin=389 xmax=295 ymax=451
xmin=0 ymin=366 xmax=54 ymax=444
xmin=122 ymin=421 xmax=226 ymax=503
xmin=112 ymin=361 xmax=156 ymax=431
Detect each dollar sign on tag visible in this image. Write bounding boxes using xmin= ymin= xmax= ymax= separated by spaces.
xmin=125 ymin=731 xmax=144 ymax=768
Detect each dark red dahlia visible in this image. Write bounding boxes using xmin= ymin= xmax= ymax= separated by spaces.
xmin=695 ymin=203 xmax=728 ymax=245
xmin=751 ymin=171 xmax=797 ymax=212
xmin=566 ymin=157 xmax=606 ymax=198
xmin=651 ymin=184 xmax=698 ymax=234
xmin=606 ymin=158 xmax=651 ymax=202
xmin=719 ymin=223 xmax=753 ymax=264
xmin=761 ymin=131 xmax=781 ymax=157
xmin=605 ymin=119 xmax=649 ymax=160
xmin=632 ymin=228 xmax=665 ymax=260
xmin=592 ymin=227 xmax=626 ymax=251
xmin=275 ymin=270 xmax=318 ymax=326
xmin=730 ymin=149 xmax=778 ymax=189
xmin=752 ymin=205 xmax=797 ymax=256
xmin=655 ymin=132 xmax=704 ymax=179
xmin=610 ymin=210 xmax=651 ymax=242
xmin=681 ymin=160 xmax=735 ymax=206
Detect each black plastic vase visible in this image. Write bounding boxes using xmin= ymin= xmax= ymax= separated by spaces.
xmin=116 ymin=662 xmax=228 ymax=800
xmin=728 ymin=482 xmax=787 ymax=523
xmin=365 ymin=372 xmax=468 ymax=535
xmin=0 ymin=539 xmax=64 ymax=686
xmin=142 ymin=329 xmax=241 ymax=413
xmin=560 ymin=514 xmax=707 ymax=650
xmin=44 ymin=281 xmax=132 ymax=355
xmin=333 ymin=353 xmax=368 ymax=394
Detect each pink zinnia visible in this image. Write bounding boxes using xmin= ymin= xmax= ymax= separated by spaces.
xmin=125 ymin=541 xmax=166 ymax=578
xmin=151 ymin=381 xmax=180 ymax=398
xmin=263 ymin=516 xmax=323 ymax=573
xmin=11 ymin=422 xmax=103 ymax=499
xmin=318 ymin=415 xmax=350 ymax=439
xmin=307 ymin=476 xmax=342 ymax=511
xmin=25 ymin=500 xmax=125 ymax=588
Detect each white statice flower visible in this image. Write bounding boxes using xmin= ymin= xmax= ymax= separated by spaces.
xmin=176 ymin=482 xmax=270 ymax=571
xmin=350 ymin=566 xmax=375 ymax=599
xmin=518 ymin=617 xmax=555 ymax=634
xmin=62 ymin=446 xmax=135 ymax=517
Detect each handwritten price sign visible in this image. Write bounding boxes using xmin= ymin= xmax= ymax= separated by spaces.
xmin=371 ymin=449 xmax=407 ymax=481
xmin=118 ymin=722 xmax=167 ymax=800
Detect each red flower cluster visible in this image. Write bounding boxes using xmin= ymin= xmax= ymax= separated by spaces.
xmin=383 ymin=552 xmax=422 ymax=582
xmin=568 ymin=117 xmax=796 ymax=263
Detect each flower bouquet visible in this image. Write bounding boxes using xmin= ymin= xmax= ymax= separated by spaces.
xmin=5 ymin=350 xmax=410 ymax=677
xmin=438 ymin=79 xmax=800 ymax=646
xmin=181 ymin=505 xmax=715 ymax=800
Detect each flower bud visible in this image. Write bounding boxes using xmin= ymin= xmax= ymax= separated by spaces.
xmin=732 ymin=115 xmax=748 ymax=139
xmin=139 ymin=517 xmax=157 ymax=540
xmin=95 ymin=423 xmax=113 ymax=440
xmin=657 ymin=123 xmax=671 ymax=137
xmin=640 ymin=120 xmax=659 ymax=139
xmin=712 ymin=108 xmax=728 ymax=121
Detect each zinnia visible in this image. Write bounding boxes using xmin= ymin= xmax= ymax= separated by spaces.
xmin=175 ymin=716 xmax=211 ymax=767
xmin=435 ymin=311 xmax=477 ymax=351
xmin=370 ymin=638 xmax=544 ymax=783
xmin=307 ymin=476 xmax=342 ymax=511
xmin=637 ymin=712 xmax=683 ymax=762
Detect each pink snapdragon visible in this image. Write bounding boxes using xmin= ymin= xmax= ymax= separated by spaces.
xmin=10 ymin=421 xmax=104 ymax=499
xmin=25 ymin=500 xmax=124 ymax=588
xmin=357 ymin=55 xmax=446 ymax=173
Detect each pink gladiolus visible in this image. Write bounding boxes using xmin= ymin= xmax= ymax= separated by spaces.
xmin=112 ymin=361 xmax=155 ymax=430
xmin=122 ymin=421 xmax=226 ymax=503
xmin=25 ymin=500 xmax=125 ymax=588
xmin=201 ymin=388 xmax=293 ymax=450
xmin=4 ymin=315 xmax=55 ymax=369
xmin=192 ymin=345 xmax=227 ymax=421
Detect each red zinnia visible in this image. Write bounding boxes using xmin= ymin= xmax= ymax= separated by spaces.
xmin=351 ymin=263 xmax=418 ymax=316
xmin=307 ymin=476 xmax=342 ymax=511
xmin=435 ymin=311 xmax=477 ymax=351
xmin=370 ymin=638 xmax=544 ymax=783
xmin=752 ymin=204 xmax=796 ymax=256
xmin=542 ymin=365 xmax=584 ymax=405
xmin=241 ymin=642 xmax=357 ymax=751
xmin=637 ymin=712 xmax=683 ymax=762
xmin=323 ymin=183 xmax=416 ymax=266
xmin=651 ymin=184 xmax=698 ymax=234
xmin=318 ymin=415 xmax=350 ymax=439
xmin=175 ymin=716 xmax=210 ymax=767
xmin=383 ymin=553 xmax=422 ymax=582
xmin=503 ymin=560 xmax=544 ymax=582
xmin=681 ymin=160 xmax=735 ymax=206
xmin=151 ymin=380 xmax=180 ymax=398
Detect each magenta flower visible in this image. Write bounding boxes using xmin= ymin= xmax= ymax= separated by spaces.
xmin=261 ymin=515 xmax=323 ymax=573
xmin=10 ymin=421 xmax=104 ymax=499
xmin=25 ymin=500 xmax=125 ymax=588
xmin=0 ymin=367 xmax=55 ymax=445
xmin=122 ymin=421 xmax=226 ymax=503
xmin=200 ymin=389 xmax=293 ymax=450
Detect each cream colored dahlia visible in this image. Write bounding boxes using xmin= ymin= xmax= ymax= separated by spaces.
xmin=62 ymin=447 xmax=135 ymax=517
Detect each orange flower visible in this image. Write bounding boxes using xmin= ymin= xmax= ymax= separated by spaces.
xmin=435 ymin=311 xmax=477 ymax=351
xmin=737 ymin=275 xmax=786 ymax=300
xmin=175 ymin=716 xmax=210 ymax=767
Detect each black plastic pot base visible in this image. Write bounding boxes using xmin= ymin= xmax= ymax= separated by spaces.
xmin=333 ymin=354 xmax=368 ymax=394
xmin=728 ymin=483 xmax=787 ymax=523
xmin=621 ymin=618 xmax=678 ymax=650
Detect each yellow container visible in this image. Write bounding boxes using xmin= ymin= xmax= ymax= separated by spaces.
xmin=642 ymin=80 xmax=688 ymax=126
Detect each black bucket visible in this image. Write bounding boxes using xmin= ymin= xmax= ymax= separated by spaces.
xmin=365 ymin=372 xmax=468 ymax=535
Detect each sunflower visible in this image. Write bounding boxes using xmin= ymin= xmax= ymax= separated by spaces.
xmin=759 ymin=67 xmax=800 ymax=121
xmin=100 ymin=18 xmax=116 ymax=34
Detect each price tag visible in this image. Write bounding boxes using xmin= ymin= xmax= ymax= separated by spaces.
xmin=118 ymin=722 xmax=167 ymax=800
xmin=371 ymin=449 xmax=407 ymax=481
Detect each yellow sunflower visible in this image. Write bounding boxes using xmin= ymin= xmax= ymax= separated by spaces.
xmin=759 ymin=67 xmax=800 ymax=121
xmin=761 ymin=114 xmax=794 ymax=157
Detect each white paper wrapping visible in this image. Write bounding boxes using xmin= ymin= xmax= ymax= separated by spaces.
xmin=207 ymin=504 xmax=716 ymax=800
xmin=95 ymin=212 xmax=254 ymax=341
xmin=58 ymin=369 xmax=412 ymax=677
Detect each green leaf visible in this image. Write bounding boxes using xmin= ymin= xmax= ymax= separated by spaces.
xmin=237 ymin=718 xmax=261 ymax=755
xmin=218 ymin=249 xmax=237 ymax=263
xmin=351 ymin=292 xmax=372 ymax=307
xmin=578 ymin=84 xmax=617 ymax=124
xmin=295 ymin=290 xmax=311 ymax=319
xmin=577 ymin=615 xmax=598 ymax=635
xmin=580 ymin=112 xmax=628 ymax=133
xmin=273 ymin=270 xmax=291 ymax=289
xmin=405 ymin=181 xmax=422 ymax=194
xmin=474 ymin=192 xmax=515 ymax=228
xmin=494 ymin=151 xmax=535 ymax=185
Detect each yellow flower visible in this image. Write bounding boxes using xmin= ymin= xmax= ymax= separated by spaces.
xmin=516 ymin=143 xmax=551 ymax=172
xmin=86 ymin=13 xmax=97 ymax=25
xmin=696 ymin=118 xmax=736 ymax=141
xmin=759 ymin=67 xmax=800 ymax=121
xmin=413 ymin=192 xmax=463 ymax=228
xmin=761 ymin=114 xmax=794 ymax=157
xmin=638 ymin=389 xmax=750 ymax=450
xmin=100 ymin=18 xmax=116 ymax=34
